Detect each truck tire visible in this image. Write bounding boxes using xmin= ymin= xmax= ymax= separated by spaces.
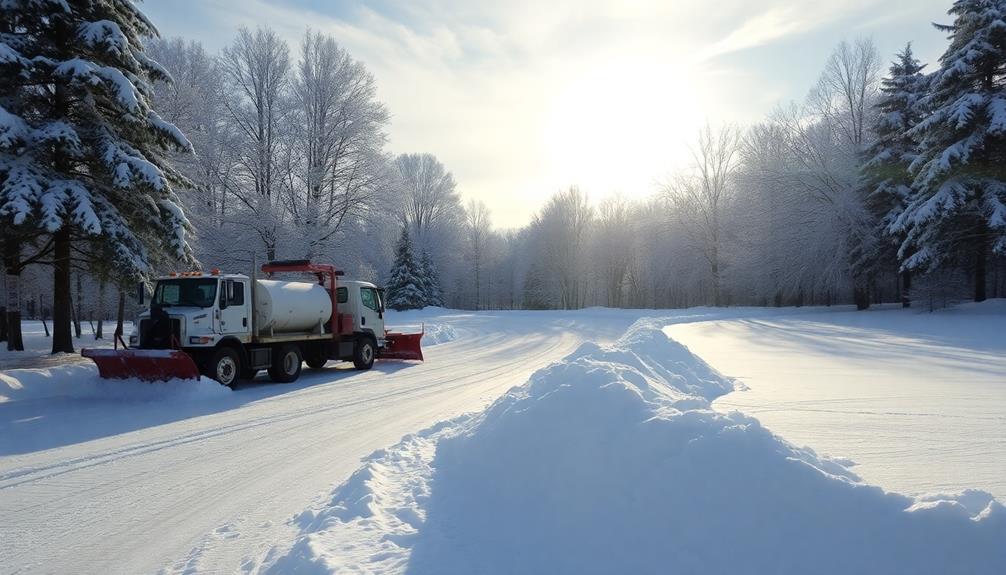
xmin=269 ymin=344 xmax=302 ymax=383
xmin=353 ymin=337 xmax=375 ymax=370
xmin=206 ymin=346 xmax=241 ymax=387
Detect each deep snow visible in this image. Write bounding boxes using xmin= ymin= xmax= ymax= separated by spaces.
xmin=272 ymin=317 xmax=1006 ymax=574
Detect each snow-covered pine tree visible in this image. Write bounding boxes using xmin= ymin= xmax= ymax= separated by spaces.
xmin=864 ymin=43 xmax=928 ymax=307
xmin=385 ymin=226 xmax=425 ymax=311
xmin=419 ymin=250 xmax=443 ymax=307
xmin=0 ymin=1 xmax=195 ymax=353
xmin=894 ymin=0 xmax=1006 ymax=302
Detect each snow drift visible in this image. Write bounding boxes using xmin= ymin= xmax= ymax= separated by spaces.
xmin=0 ymin=364 xmax=230 ymax=403
xmin=269 ymin=318 xmax=1006 ymax=575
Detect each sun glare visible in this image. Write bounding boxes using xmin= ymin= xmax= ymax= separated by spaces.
xmin=542 ymin=58 xmax=702 ymax=203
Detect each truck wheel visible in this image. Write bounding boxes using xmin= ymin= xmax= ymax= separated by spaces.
xmin=353 ymin=337 xmax=375 ymax=370
xmin=269 ymin=344 xmax=302 ymax=383
xmin=207 ymin=347 xmax=241 ymax=387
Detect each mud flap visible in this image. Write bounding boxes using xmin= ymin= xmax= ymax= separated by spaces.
xmin=81 ymin=348 xmax=201 ymax=381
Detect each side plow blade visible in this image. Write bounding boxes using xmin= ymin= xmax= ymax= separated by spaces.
xmin=81 ymin=349 xmax=201 ymax=382
xmin=381 ymin=330 xmax=424 ymax=361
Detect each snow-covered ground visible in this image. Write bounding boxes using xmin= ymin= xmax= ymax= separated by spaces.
xmin=0 ymin=320 xmax=133 ymax=371
xmin=665 ymin=301 xmax=1006 ymax=501
xmin=1 ymin=304 xmax=1004 ymax=573
xmin=267 ymin=317 xmax=1006 ymax=574
xmin=0 ymin=309 xmax=642 ymax=574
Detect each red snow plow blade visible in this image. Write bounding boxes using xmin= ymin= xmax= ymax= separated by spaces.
xmin=81 ymin=348 xmax=201 ymax=382
xmin=381 ymin=330 xmax=424 ymax=361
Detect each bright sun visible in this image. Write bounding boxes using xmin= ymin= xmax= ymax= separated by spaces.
xmin=541 ymin=57 xmax=703 ymax=204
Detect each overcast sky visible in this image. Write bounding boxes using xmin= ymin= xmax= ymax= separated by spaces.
xmin=143 ymin=0 xmax=953 ymax=228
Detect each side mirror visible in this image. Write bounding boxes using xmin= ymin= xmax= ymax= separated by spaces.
xmin=136 ymin=282 xmax=145 ymax=305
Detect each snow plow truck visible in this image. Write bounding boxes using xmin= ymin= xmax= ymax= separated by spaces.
xmin=82 ymin=260 xmax=423 ymax=386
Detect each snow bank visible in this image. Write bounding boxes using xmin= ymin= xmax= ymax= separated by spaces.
xmin=418 ymin=323 xmax=458 ymax=346
xmin=0 ymin=364 xmax=229 ymax=403
xmin=270 ymin=317 xmax=1006 ymax=575
xmin=384 ymin=307 xmax=460 ymax=347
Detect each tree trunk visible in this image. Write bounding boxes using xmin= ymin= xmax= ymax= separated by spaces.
xmin=73 ymin=272 xmax=82 ymax=338
xmin=4 ymin=251 xmax=24 ymax=351
xmin=901 ymin=270 xmax=912 ymax=308
xmin=114 ymin=289 xmax=126 ymax=345
xmin=51 ymin=228 xmax=74 ymax=354
xmin=974 ymin=233 xmax=987 ymax=303
xmin=853 ymin=286 xmax=870 ymax=311
xmin=95 ymin=278 xmax=105 ymax=339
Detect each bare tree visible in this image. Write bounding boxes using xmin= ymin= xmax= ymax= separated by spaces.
xmin=809 ymin=37 xmax=881 ymax=148
xmin=594 ymin=196 xmax=633 ymax=307
xmin=393 ymin=153 xmax=462 ymax=242
xmin=288 ymin=30 xmax=389 ymax=259
xmin=465 ymin=200 xmax=492 ymax=309
xmin=663 ymin=124 xmax=741 ymax=306
xmin=220 ymin=27 xmax=291 ymax=260
xmin=527 ymin=187 xmax=593 ymax=309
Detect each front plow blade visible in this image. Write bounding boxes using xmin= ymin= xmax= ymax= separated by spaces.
xmin=381 ymin=332 xmax=424 ymax=361
xmin=81 ymin=348 xmax=201 ymax=382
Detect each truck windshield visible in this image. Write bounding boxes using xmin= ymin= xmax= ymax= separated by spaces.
xmin=153 ymin=279 xmax=218 ymax=308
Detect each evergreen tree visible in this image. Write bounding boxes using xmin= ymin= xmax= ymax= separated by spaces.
xmin=894 ymin=0 xmax=1006 ymax=302
xmin=0 ymin=1 xmax=195 ymax=353
xmin=863 ymin=43 xmax=928 ymax=307
xmin=385 ymin=226 xmax=425 ymax=310
xmin=419 ymin=250 xmax=443 ymax=307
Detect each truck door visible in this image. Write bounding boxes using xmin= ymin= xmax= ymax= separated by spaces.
xmin=359 ymin=286 xmax=384 ymax=336
xmin=219 ymin=279 xmax=249 ymax=336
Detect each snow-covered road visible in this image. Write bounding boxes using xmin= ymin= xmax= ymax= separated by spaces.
xmin=0 ymin=310 xmax=640 ymax=574
xmin=665 ymin=302 xmax=1006 ymax=501
xmin=3 ymin=304 xmax=1004 ymax=574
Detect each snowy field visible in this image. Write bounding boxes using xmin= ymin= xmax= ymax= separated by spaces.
xmin=1 ymin=305 xmax=1004 ymax=573
xmin=665 ymin=301 xmax=1006 ymax=501
xmin=268 ymin=317 xmax=1006 ymax=574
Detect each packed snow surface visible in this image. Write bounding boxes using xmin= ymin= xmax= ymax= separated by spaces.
xmin=272 ymin=317 xmax=1006 ymax=575
xmin=0 ymin=309 xmax=641 ymax=574
xmin=665 ymin=300 xmax=1006 ymax=501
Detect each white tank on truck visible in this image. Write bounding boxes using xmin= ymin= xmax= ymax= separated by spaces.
xmin=254 ymin=279 xmax=332 ymax=333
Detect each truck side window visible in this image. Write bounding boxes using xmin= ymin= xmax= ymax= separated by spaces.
xmin=361 ymin=288 xmax=378 ymax=311
xmin=229 ymin=281 xmax=244 ymax=306
xmin=336 ymin=287 xmax=348 ymax=304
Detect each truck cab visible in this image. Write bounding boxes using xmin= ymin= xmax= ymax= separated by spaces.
xmin=129 ymin=272 xmax=253 ymax=351
xmin=336 ymin=280 xmax=386 ymax=345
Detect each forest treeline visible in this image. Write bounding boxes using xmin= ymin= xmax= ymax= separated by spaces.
xmin=2 ymin=1 xmax=1006 ymax=353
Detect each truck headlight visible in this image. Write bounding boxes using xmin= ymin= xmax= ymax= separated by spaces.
xmin=189 ymin=336 xmax=213 ymax=345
